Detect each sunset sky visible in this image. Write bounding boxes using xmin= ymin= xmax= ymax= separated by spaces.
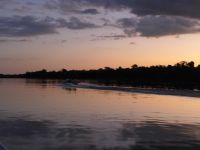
xmin=0 ymin=0 xmax=200 ymax=74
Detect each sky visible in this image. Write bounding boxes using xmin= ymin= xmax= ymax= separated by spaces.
xmin=0 ymin=0 xmax=200 ymax=74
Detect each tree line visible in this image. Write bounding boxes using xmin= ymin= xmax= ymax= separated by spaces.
xmin=1 ymin=61 xmax=200 ymax=89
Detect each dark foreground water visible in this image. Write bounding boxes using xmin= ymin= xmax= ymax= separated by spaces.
xmin=1 ymin=79 xmax=200 ymax=150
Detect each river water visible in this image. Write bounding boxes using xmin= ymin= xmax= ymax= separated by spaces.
xmin=0 ymin=79 xmax=200 ymax=150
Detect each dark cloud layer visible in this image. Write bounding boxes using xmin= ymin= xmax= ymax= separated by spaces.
xmin=127 ymin=0 xmax=200 ymax=19
xmin=45 ymin=0 xmax=200 ymax=19
xmin=2 ymin=0 xmax=200 ymax=38
xmin=42 ymin=0 xmax=200 ymax=37
xmin=0 ymin=16 xmax=98 ymax=37
xmin=117 ymin=16 xmax=200 ymax=37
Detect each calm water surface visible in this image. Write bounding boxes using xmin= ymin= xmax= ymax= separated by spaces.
xmin=0 ymin=79 xmax=200 ymax=150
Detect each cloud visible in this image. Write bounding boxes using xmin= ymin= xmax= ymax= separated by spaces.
xmin=126 ymin=0 xmax=200 ymax=19
xmin=57 ymin=17 xmax=99 ymax=29
xmin=45 ymin=0 xmax=100 ymax=15
xmin=0 ymin=16 xmax=98 ymax=37
xmin=61 ymin=39 xmax=67 ymax=43
xmin=0 ymin=39 xmax=30 ymax=43
xmin=0 ymin=16 xmax=57 ymax=37
xmin=96 ymin=34 xmax=127 ymax=40
xmin=44 ymin=0 xmax=123 ymax=14
xmin=43 ymin=0 xmax=200 ymax=38
xmin=88 ymin=0 xmax=200 ymax=19
xmin=2 ymin=0 xmax=200 ymax=38
xmin=0 ymin=0 xmax=13 ymax=8
xmin=81 ymin=9 xmax=99 ymax=15
xmin=137 ymin=15 xmax=200 ymax=37
xmin=44 ymin=0 xmax=200 ymax=19
xmin=130 ymin=42 xmax=135 ymax=45
xmin=117 ymin=17 xmax=138 ymax=29
xmin=117 ymin=16 xmax=200 ymax=37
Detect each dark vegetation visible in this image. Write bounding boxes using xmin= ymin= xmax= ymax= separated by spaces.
xmin=1 ymin=61 xmax=200 ymax=90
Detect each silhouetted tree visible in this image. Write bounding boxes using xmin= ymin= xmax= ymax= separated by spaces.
xmin=2 ymin=61 xmax=200 ymax=90
xmin=131 ymin=64 xmax=138 ymax=69
xmin=187 ymin=61 xmax=195 ymax=68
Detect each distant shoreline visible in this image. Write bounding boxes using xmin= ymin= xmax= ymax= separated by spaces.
xmin=1 ymin=61 xmax=200 ymax=90
xmin=1 ymin=77 xmax=200 ymax=90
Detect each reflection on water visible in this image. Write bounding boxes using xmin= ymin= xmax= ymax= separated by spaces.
xmin=0 ymin=79 xmax=200 ymax=150
xmin=0 ymin=118 xmax=93 ymax=150
xmin=120 ymin=121 xmax=200 ymax=149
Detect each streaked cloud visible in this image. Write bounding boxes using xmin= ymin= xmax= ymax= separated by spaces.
xmin=0 ymin=39 xmax=30 ymax=43
xmin=94 ymin=34 xmax=127 ymax=40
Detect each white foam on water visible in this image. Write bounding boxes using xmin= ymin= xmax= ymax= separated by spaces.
xmin=63 ymin=82 xmax=200 ymax=98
